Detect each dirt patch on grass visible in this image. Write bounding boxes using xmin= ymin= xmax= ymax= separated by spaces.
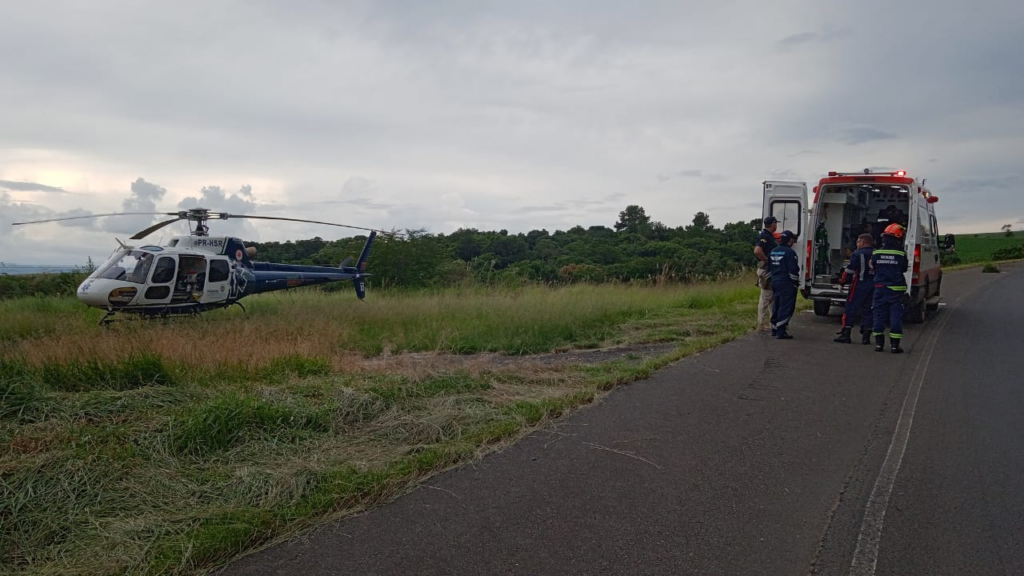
xmin=357 ymin=342 xmax=681 ymax=372
xmin=490 ymin=342 xmax=681 ymax=366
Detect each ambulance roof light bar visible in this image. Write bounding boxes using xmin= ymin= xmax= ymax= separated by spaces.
xmin=826 ymin=169 xmax=907 ymax=177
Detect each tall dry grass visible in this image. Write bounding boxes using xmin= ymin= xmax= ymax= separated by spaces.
xmin=2 ymin=280 xmax=758 ymax=367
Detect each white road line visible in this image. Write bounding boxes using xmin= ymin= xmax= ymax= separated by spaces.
xmin=847 ymin=291 xmax=969 ymax=576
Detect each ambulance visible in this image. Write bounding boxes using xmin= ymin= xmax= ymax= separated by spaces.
xmin=762 ymin=170 xmax=949 ymax=323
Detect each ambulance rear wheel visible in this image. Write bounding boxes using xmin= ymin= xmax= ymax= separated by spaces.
xmin=813 ymin=300 xmax=831 ymax=316
xmin=905 ymin=299 xmax=926 ymax=324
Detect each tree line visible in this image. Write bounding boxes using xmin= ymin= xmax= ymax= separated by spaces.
xmin=249 ymin=206 xmax=763 ymax=289
xmin=0 ymin=206 xmax=766 ymax=299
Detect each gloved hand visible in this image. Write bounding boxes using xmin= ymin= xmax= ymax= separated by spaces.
xmin=899 ymin=293 xmax=911 ymax=308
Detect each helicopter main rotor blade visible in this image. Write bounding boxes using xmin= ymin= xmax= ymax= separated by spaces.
xmin=12 ymin=212 xmax=176 ymax=226
xmin=224 ymin=214 xmax=396 ymax=235
xmin=130 ymin=217 xmax=186 ymax=240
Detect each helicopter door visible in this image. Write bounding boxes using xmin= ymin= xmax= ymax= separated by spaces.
xmin=201 ymin=258 xmax=232 ymax=304
xmin=172 ymin=256 xmax=207 ymax=304
xmin=138 ymin=255 xmax=176 ymax=305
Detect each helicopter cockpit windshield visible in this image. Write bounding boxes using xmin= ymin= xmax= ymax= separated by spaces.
xmin=93 ymin=249 xmax=156 ymax=284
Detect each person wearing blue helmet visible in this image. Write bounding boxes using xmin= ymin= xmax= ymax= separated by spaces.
xmin=769 ymin=230 xmax=800 ymax=339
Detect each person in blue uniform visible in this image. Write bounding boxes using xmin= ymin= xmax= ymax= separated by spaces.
xmin=834 ymin=233 xmax=876 ymax=344
xmin=754 ymin=216 xmax=779 ymax=334
xmin=870 ymin=224 xmax=909 ymax=353
xmin=770 ymin=230 xmax=800 ymax=340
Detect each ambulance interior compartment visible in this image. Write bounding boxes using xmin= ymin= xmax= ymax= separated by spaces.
xmin=810 ymin=184 xmax=909 ymax=287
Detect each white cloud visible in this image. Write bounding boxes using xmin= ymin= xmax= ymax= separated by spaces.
xmin=176 ymin=185 xmax=259 ymax=240
xmin=1 ymin=0 xmax=1022 ymax=264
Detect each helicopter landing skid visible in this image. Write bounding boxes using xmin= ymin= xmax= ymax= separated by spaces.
xmin=98 ymin=310 xmax=117 ymax=326
xmin=231 ymin=301 xmax=247 ymax=317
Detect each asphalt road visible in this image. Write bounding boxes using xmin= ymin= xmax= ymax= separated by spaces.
xmin=224 ymin=263 xmax=1023 ymax=576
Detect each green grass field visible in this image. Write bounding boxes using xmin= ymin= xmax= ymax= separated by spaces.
xmin=951 ymin=231 xmax=1024 ymax=264
xmin=1 ymin=280 xmax=767 ymax=575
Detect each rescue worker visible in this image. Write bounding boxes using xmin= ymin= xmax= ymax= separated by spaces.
xmin=834 ymin=233 xmax=875 ymax=344
xmin=870 ymin=224 xmax=909 ymax=353
xmin=770 ymin=230 xmax=800 ymax=340
xmin=754 ymin=216 xmax=779 ymax=334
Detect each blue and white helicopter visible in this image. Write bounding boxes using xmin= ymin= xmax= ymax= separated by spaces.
xmin=14 ymin=208 xmax=387 ymax=323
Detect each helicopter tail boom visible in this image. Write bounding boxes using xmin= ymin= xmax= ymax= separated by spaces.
xmin=356 ymin=231 xmax=377 ymax=272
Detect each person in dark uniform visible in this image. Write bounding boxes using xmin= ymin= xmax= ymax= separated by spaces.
xmin=834 ymin=233 xmax=876 ymax=344
xmin=754 ymin=216 xmax=779 ymax=334
xmin=769 ymin=230 xmax=800 ymax=340
xmin=870 ymin=224 xmax=909 ymax=353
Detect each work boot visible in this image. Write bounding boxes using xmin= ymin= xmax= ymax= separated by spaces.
xmin=874 ymin=334 xmax=885 ymax=352
xmin=891 ymin=339 xmax=903 ymax=354
xmin=861 ymin=328 xmax=872 ymax=345
xmin=776 ymin=331 xmax=793 ymax=340
xmin=833 ymin=327 xmax=852 ymax=343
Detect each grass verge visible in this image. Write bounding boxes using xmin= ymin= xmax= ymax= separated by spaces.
xmin=1 ymin=279 xmax=758 ymax=575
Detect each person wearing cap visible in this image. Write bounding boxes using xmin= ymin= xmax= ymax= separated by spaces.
xmin=754 ymin=216 xmax=779 ymax=334
xmin=870 ymin=223 xmax=909 ymax=353
xmin=769 ymin=230 xmax=800 ymax=339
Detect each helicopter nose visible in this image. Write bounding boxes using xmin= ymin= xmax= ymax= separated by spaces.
xmin=77 ymin=279 xmax=113 ymax=307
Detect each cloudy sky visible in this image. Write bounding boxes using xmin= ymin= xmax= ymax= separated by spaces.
xmin=2 ymin=0 xmax=1022 ymax=265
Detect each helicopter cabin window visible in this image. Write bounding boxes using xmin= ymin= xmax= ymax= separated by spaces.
xmin=145 ymin=285 xmax=171 ymax=300
xmin=151 ymin=257 xmax=176 ymax=284
xmin=209 ymin=260 xmax=230 ymax=283
xmin=96 ymin=250 xmax=155 ymax=284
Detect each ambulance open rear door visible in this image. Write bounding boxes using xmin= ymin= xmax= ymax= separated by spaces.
xmin=762 ymin=180 xmax=808 ymax=286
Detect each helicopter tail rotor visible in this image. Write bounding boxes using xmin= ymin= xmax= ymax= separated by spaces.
xmin=350 ymin=231 xmax=377 ymax=300
xmin=353 ymin=277 xmax=367 ymax=300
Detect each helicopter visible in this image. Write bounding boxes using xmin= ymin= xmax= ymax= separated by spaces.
xmin=12 ymin=208 xmax=389 ymax=323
